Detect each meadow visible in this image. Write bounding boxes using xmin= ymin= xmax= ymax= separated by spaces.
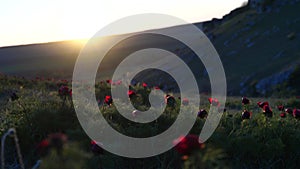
xmin=1 ymin=74 xmax=300 ymax=169
xmin=1 ymin=0 xmax=300 ymax=168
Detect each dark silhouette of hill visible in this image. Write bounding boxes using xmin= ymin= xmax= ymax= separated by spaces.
xmin=0 ymin=41 xmax=82 ymax=79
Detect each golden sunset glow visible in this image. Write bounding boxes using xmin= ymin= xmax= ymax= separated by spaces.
xmin=1 ymin=0 xmax=246 ymax=47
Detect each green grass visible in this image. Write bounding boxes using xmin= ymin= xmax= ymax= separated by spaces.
xmin=1 ymin=74 xmax=300 ymax=169
xmin=1 ymin=2 xmax=300 ymax=168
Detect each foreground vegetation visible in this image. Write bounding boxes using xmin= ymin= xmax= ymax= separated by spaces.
xmin=1 ymin=74 xmax=300 ymax=169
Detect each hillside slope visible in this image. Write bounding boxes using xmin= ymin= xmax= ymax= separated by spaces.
xmin=0 ymin=41 xmax=82 ymax=79
xmin=204 ymin=0 xmax=300 ymax=95
xmin=0 ymin=0 xmax=299 ymax=96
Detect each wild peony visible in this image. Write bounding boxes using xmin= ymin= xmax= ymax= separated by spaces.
xmin=285 ymin=108 xmax=293 ymax=115
xmin=58 ymin=85 xmax=72 ymax=97
xmin=91 ymin=140 xmax=104 ymax=155
xmin=257 ymin=101 xmax=269 ymax=108
xmin=197 ymin=109 xmax=208 ymax=119
xmin=106 ymin=79 xmax=112 ymax=84
xmin=104 ymin=95 xmax=113 ymax=106
xmin=277 ymin=105 xmax=285 ymax=111
xmin=242 ymin=97 xmax=250 ymax=105
xmin=262 ymin=104 xmax=273 ymax=117
xmin=142 ymin=82 xmax=148 ymax=88
xmin=293 ymin=109 xmax=300 ymax=118
xmin=127 ymin=90 xmax=136 ymax=99
xmin=208 ymin=98 xmax=220 ymax=107
xmin=165 ymin=95 xmax=176 ymax=107
xmin=241 ymin=110 xmax=252 ymax=119
xmin=280 ymin=112 xmax=286 ymax=118
xmin=182 ymin=98 xmax=189 ymax=106
xmin=173 ymin=134 xmax=205 ymax=156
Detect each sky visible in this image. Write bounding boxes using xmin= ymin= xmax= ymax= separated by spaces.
xmin=0 ymin=0 xmax=246 ymax=47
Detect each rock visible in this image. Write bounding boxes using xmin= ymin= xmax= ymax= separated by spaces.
xmin=207 ymin=33 xmax=216 ymax=40
xmin=265 ymin=6 xmax=273 ymax=13
xmin=227 ymin=50 xmax=237 ymax=56
xmin=287 ymin=32 xmax=296 ymax=40
xmin=272 ymin=26 xmax=280 ymax=33
xmin=240 ymin=75 xmax=253 ymax=87
xmin=246 ymin=21 xmax=256 ymax=27
xmin=247 ymin=42 xmax=255 ymax=48
xmin=232 ymin=33 xmax=239 ymax=39
xmin=274 ymin=8 xmax=280 ymax=13
xmin=246 ymin=13 xmax=255 ymax=19
xmin=293 ymin=18 xmax=300 ymax=24
xmin=255 ymin=68 xmax=295 ymax=95
xmin=262 ymin=30 xmax=271 ymax=36
xmin=224 ymin=40 xmax=230 ymax=47
xmin=272 ymin=50 xmax=285 ymax=60
xmin=244 ymin=38 xmax=251 ymax=44
xmin=242 ymin=26 xmax=251 ymax=32
xmin=249 ymin=0 xmax=298 ymax=13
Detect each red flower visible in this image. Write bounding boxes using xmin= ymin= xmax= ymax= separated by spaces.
xmin=48 ymin=133 xmax=67 ymax=145
xmin=106 ymin=79 xmax=112 ymax=84
xmin=208 ymin=98 xmax=220 ymax=107
xmin=48 ymin=133 xmax=68 ymax=155
xmin=91 ymin=140 xmax=104 ymax=155
xmin=262 ymin=105 xmax=273 ymax=117
xmin=277 ymin=105 xmax=285 ymax=111
xmin=36 ymin=139 xmax=50 ymax=157
xmin=115 ymin=80 xmax=122 ymax=85
xmin=154 ymin=86 xmax=160 ymax=90
xmin=91 ymin=140 xmax=97 ymax=145
xmin=61 ymin=79 xmax=68 ymax=83
xmin=280 ymin=112 xmax=286 ymax=118
xmin=263 ymin=105 xmax=271 ymax=112
xmin=293 ymin=109 xmax=300 ymax=118
xmin=173 ymin=135 xmax=205 ymax=156
xmin=242 ymin=97 xmax=250 ymax=105
xmin=104 ymin=95 xmax=113 ymax=105
xmin=142 ymin=82 xmax=148 ymax=88
xmin=285 ymin=108 xmax=293 ymax=114
xmin=165 ymin=95 xmax=176 ymax=107
xmin=127 ymin=90 xmax=136 ymax=99
xmin=182 ymin=98 xmax=189 ymax=106
xmin=39 ymin=139 xmax=50 ymax=148
xmin=257 ymin=101 xmax=269 ymax=108
xmin=58 ymin=85 xmax=72 ymax=97
xmin=198 ymin=109 xmax=208 ymax=119
xmin=241 ymin=110 xmax=252 ymax=119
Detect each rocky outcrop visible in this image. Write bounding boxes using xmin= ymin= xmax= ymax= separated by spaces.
xmin=255 ymin=68 xmax=295 ymax=95
xmin=249 ymin=0 xmax=300 ymax=13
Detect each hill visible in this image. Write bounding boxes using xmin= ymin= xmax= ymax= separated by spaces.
xmin=0 ymin=0 xmax=299 ymax=96
xmin=201 ymin=0 xmax=300 ymax=95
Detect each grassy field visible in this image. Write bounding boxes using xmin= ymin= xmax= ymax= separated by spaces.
xmin=1 ymin=74 xmax=300 ymax=169
xmin=1 ymin=1 xmax=300 ymax=168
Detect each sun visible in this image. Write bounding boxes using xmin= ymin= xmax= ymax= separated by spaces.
xmin=72 ymin=39 xmax=88 ymax=45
